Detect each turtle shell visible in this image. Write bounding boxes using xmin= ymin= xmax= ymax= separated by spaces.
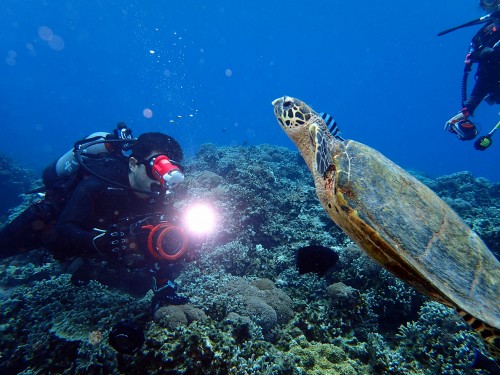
xmin=273 ymin=96 xmax=500 ymax=332
xmin=321 ymin=139 xmax=499 ymax=329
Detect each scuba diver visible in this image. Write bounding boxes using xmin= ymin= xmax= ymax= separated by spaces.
xmin=441 ymin=0 xmax=500 ymax=150
xmin=0 ymin=123 xmax=200 ymax=355
xmin=0 ymin=123 xmax=190 ymax=301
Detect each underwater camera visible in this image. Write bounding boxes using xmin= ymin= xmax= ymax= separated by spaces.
xmin=141 ymin=221 xmax=188 ymax=261
xmin=124 ymin=203 xmax=217 ymax=262
xmin=109 ymin=321 xmax=145 ymax=355
xmin=122 ymin=215 xmax=189 ymax=262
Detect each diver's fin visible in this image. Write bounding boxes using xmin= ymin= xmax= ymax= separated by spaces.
xmin=437 ymin=11 xmax=499 ymax=36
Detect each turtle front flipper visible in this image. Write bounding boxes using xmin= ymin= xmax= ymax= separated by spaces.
xmin=309 ymin=123 xmax=333 ymax=176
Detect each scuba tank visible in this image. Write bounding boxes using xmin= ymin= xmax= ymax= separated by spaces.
xmin=42 ymin=123 xmax=133 ymax=189
xmin=52 ymin=131 xmax=112 ymax=178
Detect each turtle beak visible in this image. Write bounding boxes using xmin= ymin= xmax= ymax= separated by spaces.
xmin=272 ymin=97 xmax=285 ymax=117
xmin=273 ymin=96 xmax=296 ymax=116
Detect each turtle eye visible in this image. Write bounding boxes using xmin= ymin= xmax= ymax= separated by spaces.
xmin=283 ymin=99 xmax=293 ymax=110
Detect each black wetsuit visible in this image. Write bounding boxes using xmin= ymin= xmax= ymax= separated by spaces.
xmin=0 ymin=157 xmax=169 ymax=261
xmin=463 ymin=22 xmax=500 ymax=115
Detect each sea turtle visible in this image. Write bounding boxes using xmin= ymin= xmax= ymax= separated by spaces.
xmin=272 ymin=96 xmax=500 ymax=359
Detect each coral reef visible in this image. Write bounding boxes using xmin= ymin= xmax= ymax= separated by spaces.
xmin=0 ymin=274 xmax=148 ymax=373
xmin=366 ymin=301 xmax=481 ymax=375
xmin=154 ymin=304 xmax=208 ymax=330
xmin=0 ymin=153 xmax=40 ymax=224
xmin=0 ymin=147 xmax=496 ymax=374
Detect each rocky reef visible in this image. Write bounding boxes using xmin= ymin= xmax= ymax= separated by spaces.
xmin=0 ymin=144 xmax=497 ymax=374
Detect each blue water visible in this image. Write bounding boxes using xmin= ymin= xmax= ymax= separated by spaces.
xmin=1 ymin=1 xmax=499 ymax=182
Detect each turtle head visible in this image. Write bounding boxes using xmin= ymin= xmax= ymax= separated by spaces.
xmin=273 ymin=96 xmax=334 ymax=176
xmin=272 ymin=96 xmax=314 ymax=131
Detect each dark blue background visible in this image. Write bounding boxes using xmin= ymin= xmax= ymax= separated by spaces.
xmin=1 ymin=1 xmax=499 ymax=181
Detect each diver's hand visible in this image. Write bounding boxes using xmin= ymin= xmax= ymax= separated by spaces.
xmin=444 ymin=111 xmax=467 ymax=133
xmin=444 ymin=110 xmax=478 ymax=140
xmin=92 ymin=224 xmax=130 ymax=257
xmin=151 ymin=278 xmax=189 ymax=313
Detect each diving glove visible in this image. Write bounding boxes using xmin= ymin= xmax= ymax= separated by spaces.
xmin=92 ymin=224 xmax=130 ymax=257
xmin=151 ymin=278 xmax=189 ymax=314
xmin=444 ymin=111 xmax=467 ymax=132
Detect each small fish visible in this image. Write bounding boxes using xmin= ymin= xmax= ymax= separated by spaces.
xmin=296 ymin=245 xmax=339 ymax=276
xmin=319 ymin=112 xmax=344 ymax=141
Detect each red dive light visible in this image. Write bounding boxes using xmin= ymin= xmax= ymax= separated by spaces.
xmin=141 ymin=223 xmax=188 ymax=261
xmin=151 ymin=155 xmax=184 ymax=188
